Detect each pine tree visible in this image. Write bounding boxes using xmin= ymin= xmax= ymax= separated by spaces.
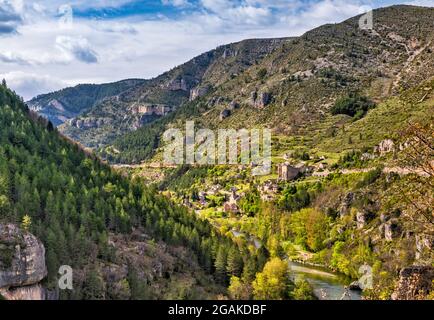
xmin=226 ymin=246 xmax=243 ymax=277
xmin=214 ymin=246 xmax=228 ymax=284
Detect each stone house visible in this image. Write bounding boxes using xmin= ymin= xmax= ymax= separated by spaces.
xmin=278 ymin=162 xmax=300 ymax=181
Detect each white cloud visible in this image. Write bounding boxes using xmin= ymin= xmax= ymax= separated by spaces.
xmin=55 ymin=35 xmax=98 ymax=63
xmin=0 ymin=0 xmax=433 ymax=101
xmin=0 ymin=71 xmax=67 ymax=100
xmin=0 ymin=0 xmax=23 ymax=34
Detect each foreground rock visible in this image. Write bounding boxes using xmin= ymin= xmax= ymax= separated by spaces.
xmin=0 ymin=224 xmax=47 ymax=300
xmin=391 ymin=266 xmax=434 ymax=300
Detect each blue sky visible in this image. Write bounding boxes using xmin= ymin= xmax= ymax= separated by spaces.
xmin=0 ymin=0 xmax=432 ymax=100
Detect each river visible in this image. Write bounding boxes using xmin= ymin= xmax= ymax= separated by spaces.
xmin=288 ymin=261 xmax=362 ymax=300
xmin=231 ymin=228 xmax=362 ymax=300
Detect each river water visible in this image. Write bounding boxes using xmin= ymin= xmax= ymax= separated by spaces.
xmin=231 ymin=229 xmax=362 ymax=300
xmin=288 ymin=261 xmax=362 ymax=300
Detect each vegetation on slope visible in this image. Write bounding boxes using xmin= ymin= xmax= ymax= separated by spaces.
xmin=0 ymin=83 xmax=273 ymax=299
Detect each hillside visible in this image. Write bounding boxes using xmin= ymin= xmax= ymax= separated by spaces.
xmin=56 ymin=38 xmax=289 ymax=148
xmin=107 ymin=5 xmax=434 ymax=164
xmin=99 ymin=5 xmax=434 ymax=300
xmin=27 ymin=79 xmax=146 ymax=126
xmin=0 ymin=83 xmax=272 ymax=300
xmin=125 ymin=79 xmax=432 ymax=300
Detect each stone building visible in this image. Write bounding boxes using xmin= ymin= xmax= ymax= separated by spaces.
xmin=277 ymin=162 xmax=300 ymax=181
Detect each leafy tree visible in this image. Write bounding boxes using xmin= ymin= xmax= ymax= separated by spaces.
xmin=21 ymin=214 xmax=32 ymax=231
xmin=290 ymin=278 xmax=316 ymax=300
xmin=228 ymin=276 xmax=251 ymax=300
xmin=252 ymin=257 xmax=290 ymax=300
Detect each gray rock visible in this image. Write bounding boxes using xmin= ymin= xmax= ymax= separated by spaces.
xmin=250 ymin=90 xmax=272 ymax=108
xmin=415 ymin=234 xmax=434 ymax=261
xmin=228 ymin=100 xmax=240 ymax=110
xmin=0 ymin=283 xmax=45 ymax=300
xmin=190 ymin=86 xmax=209 ymax=101
xmin=220 ymin=109 xmax=231 ymax=120
xmin=384 ymin=219 xmax=401 ymax=241
xmin=356 ymin=211 xmax=367 ymax=229
xmin=0 ymin=224 xmax=47 ymax=289
xmin=379 ymin=213 xmax=389 ymax=223
xmin=374 ymin=139 xmax=395 ymax=155
xmin=338 ymin=192 xmax=355 ymax=217
xmin=165 ymin=77 xmax=189 ymax=91
xmin=255 ymin=92 xmax=272 ymax=108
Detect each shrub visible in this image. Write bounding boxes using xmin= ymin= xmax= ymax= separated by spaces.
xmin=331 ymin=93 xmax=375 ymax=119
xmin=257 ymin=68 xmax=267 ymax=80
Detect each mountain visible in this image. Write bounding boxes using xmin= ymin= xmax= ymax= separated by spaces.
xmin=27 ymin=79 xmax=146 ymax=126
xmin=54 ymin=38 xmax=288 ymax=148
xmin=100 ymin=5 xmax=433 ymax=300
xmin=0 ymin=83 xmax=269 ymax=300
xmin=110 ymin=5 xmax=434 ymax=163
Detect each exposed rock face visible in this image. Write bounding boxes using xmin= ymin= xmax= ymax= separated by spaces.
xmin=391 ymin=266 xmax=434 ymax=300
xmin=190 ymin=86 xmax=209 ymax=101
xmin=250 ymin=91 xmax=272 ymax=108
xmin=228 ymin=100 xmax=240 ymax=110
xmin=384 ymin=219 xmax=401 ymax=241
xmin=249 ymin=91 xmax=258 ymax=105
xmin=164 ymin=77 xmax=189 ymax=91
xmin=220 ymin=109 xmax=231 ymax=120
xmin=0 ymin=284 xmax=45 ymax=300
xmin=374 ymin=139 xmax=395 ymax=155
xmin=208 ymin=96 xmax=225 ymax=107
xmin=415 ymin=234 xmax=434 ymax=262
xmin=0 ymin=224 xmax=47 ymax=300
xmin=70 ymin=117 xmax=110 ymax=129
xmin=356 ymin=211 xmax=367 ymax=229
xmin=222 ymin=48 xmax=238 ymax=59
xmin=338 ymin=192 xmax=355 ymax=217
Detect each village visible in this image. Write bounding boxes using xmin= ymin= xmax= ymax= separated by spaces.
xmin=173 ymin=138 xmax=403 ymax=218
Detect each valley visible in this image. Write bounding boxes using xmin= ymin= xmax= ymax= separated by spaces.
xmin=1 ymin=5 xmax=433 ymax=301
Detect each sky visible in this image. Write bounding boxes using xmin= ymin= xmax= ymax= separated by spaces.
xmin=0 ymin=0 xmax=432 ymax=100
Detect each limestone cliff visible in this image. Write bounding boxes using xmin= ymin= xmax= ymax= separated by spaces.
xmin=0 ymin=224 xmax=47 ymax=300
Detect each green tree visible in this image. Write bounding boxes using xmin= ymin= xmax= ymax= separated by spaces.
xmin=252 ymin=257 xmax=290 ymax=300
xmin=228 ymin=276 xmax=251 ymax=300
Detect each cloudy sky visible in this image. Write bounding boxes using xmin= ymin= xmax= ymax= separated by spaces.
xmin=0 ymin=0 xmax=432 ymax=100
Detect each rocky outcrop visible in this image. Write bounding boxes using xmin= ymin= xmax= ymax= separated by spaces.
xmin=391 ymin=266 xmax=434 ymax=300
xmin=338 ymin=192 xmax=355 ymax=217
xmin=356 ymin=211 xmax=367 ymax=229
xmin=415 ymin=234 xmax=434 ymax=262
xmin=0 ymin=224 xmax=47 ymax=300
xmin=220 ymin=109 xmax=231 ymax=120
xmin=208 ymin=96 xmax=225 ymax=107
xmin=374 ymin=139 xmax=395 ymax=155
xmin=70 ymin=117 xmax=110 ymax=129
xmin=383 ymin=219 xmax=401 ymax=241
xmin=250 ymin=91 xmax=272 ymax=108
xmin=190 ymin=86 xmax=210 ymax=101
xmin=164 ymin=77 xmax=189 ymax=91
xmin=228 ymin=100 xmax=240 ymax=110
xmin=0 ymin=284 xmax=45 ymax=300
